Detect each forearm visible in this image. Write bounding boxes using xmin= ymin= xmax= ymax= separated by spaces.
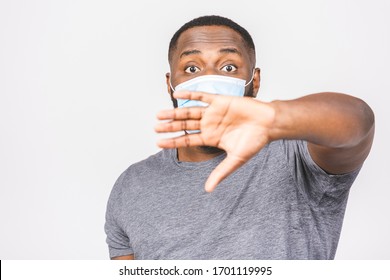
xmin=269 ymin=92 xmax=374 ymax=149
xmin=268 ymin=92 xmax=374 ymax=173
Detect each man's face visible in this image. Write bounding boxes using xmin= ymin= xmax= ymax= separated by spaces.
xmin=166 ymin=25 xmax=260 ymax=100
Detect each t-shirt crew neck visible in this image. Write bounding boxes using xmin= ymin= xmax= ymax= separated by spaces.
xmin=170 ymin=148 xmax=227 ymax=169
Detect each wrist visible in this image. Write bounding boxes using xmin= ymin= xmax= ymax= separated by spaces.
xmin=267 ymin=100 xmax=293 ymax=142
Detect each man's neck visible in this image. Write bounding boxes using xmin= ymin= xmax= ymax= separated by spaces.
xmin=177 ymin=146 xmax=225 ymax=162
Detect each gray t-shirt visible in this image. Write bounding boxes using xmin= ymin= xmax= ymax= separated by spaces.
xmin=105 ymin=140 xmax=360 ymax=259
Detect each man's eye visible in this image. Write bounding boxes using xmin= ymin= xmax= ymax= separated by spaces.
xmin=221 ymin=65 xmax=237 ymax=72
xmin=184 ymin=66 xmax=200 ymax=73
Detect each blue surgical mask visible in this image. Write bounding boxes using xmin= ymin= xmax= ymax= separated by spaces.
xmin=170 ymin=73 xmax=254 ymax=108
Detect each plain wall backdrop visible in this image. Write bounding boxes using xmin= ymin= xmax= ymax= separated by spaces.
xmin=0 ymin=0 xmax=389 ymax=259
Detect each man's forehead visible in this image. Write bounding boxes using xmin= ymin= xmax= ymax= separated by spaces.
xmin=174 ymin=26 xmax=248 ymax=56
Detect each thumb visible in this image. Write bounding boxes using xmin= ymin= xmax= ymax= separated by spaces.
xmin=205 ymin=154 xmax=246 ymax=193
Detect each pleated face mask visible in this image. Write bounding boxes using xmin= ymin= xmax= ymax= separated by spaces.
xmin=170 ymin=74 xmax=254 ymax=108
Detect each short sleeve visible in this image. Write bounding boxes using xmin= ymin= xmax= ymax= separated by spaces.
xmin=104 ymin=173 xmax=134 ymax=258
xmin=283 ymin=140 xmax=361 ymax=209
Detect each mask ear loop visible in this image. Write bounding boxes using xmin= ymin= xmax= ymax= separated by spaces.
xmin=169 ymin=76 xmax=175 ymax=91
xmin=169 ymin=77 xmax=175 ymax=92
xmin=168 ymin=75 xmax=179 ymax=108
xmin=244 ymin=69 xmax=256 ymax=87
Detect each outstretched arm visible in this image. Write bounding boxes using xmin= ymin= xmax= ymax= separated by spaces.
xmin=155 ymin=91 xmax=375 ymax=192
xmin=271 ymin=92 xmax=374 ymax=175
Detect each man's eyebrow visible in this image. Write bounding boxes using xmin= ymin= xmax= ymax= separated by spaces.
xmin=180 ymin=49 xmax=201 ymax=59
xmin=219 ymin=47 xmax=242 ymax=56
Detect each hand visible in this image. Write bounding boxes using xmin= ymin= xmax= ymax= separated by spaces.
xmin=155 ymin=90 xmax=276 ymax=192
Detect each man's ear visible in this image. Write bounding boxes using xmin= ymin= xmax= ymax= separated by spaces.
xmin=165 ymin=72 xmax=178 ymax=108
xmin=165 ymin=72 xmax=171 ymax=94
xmin=251 ymin=67 xmax=261 ymax=98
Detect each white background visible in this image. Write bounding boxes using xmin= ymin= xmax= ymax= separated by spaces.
xmin=0 ymin=0 xmax=389 ymax=259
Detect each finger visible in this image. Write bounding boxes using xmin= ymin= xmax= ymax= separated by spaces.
xmin=173 ymin=90 xmax=215 ymax=104
xmin=157 ymin=107 xmax=205 ymax=120
xmin=204 ymin=155 xmax=246 ymax=193
xmin=155 ymin=120 xmax=200 ymax=133
xmin=157 ymin=133 xmax=205 ymax=149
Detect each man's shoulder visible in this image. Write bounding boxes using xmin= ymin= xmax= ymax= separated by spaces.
xmin=109 ymin=149 xmax=172 ymax=195
xmin=124 ymin=149 xmax=170 ymax=173
xmin=116 ymin=149 xmax=171 ymax=182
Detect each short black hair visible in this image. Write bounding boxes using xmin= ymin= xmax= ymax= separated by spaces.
xmin=168 ymin=15 xmax=255 ymax=62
